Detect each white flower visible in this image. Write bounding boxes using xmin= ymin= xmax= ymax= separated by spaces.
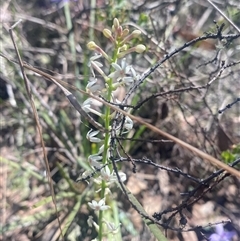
xmin=88 ymin=54 xmax=104 ymax=78
xmin=88 ymin=154 xmax=102 ymax=169
xmin=82 ymin=98 xmax=102 ymax=117
xmin=130 ymin=66 xmax=140 ymax=82
xmin=87 ymin=216 xmax=99 ymax=231
xmin=97 ymin=166 xmax=127 ymax=183
xmin=97 ymin=144 xmax=105 ymax=155
xmin=86 ymin=78 xmax=103 ymax=93
xmin=103 ymin=220 xmax=121 ymax=234
xmin=108 ymin=58 xmax=133 ymax=84
xmin=86 ymin=129 xmax=102 ymax=143
xmin=114 ymin=171 xmax=127 ymax=182
xmin=88 ymin=198 xmax=110 ymax=211
xmin=100 ymin=166 xmax=116 ymax=183
xmin=82 ymin=98 xmax=93 ymax=112
xmin=123 ymin=116 xmax=133 ymax=131
xmin=87 ymin=215 xmax=94 ymax=227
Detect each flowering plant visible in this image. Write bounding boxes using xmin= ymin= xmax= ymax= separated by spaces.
xmin=209 ymin=224 xmax=236 ymax=241
xmin=82 ymin=18 xmax=146 ymax=240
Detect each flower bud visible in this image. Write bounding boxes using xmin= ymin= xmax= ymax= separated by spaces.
xmin=87 ymin=41 xmax=98 ymax=50
xmin=116 ymin=26 xmax=123 ymax=38
xmin=135 ymin=44 xmax=146 ymax=53
xmin=132 ymin=30 xmax=141 ymax=37
xmin=117 ymin=44 xmax=146 ymax=58
xmin=121 ymin=30 xmax=142 ymax=45
xmin=87 ymin=41 xmax=111 ymax=62
xmin=103 ymin=29 xmax=112 ymax=38
xmin=122 ymin=28 xmax=129 ymax=38
xmin=113 ymin=18 xmax=120 ymax=29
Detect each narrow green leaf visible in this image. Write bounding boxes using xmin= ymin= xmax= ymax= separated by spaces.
xmin=122 ymin=184 xmax=168 ymax=241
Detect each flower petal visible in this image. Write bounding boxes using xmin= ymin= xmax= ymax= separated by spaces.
xmin=209 ymin=233 xmax=220 ymax=241
xmin=224 ymin=230 xmax=237 ymax=239
xmin=98 ymin=198 xmax=106 ymax=206
xmin=215 ymin=224 xmax=224 ymax=235
xmin=99 ymin=205 xmax=110 ymax=211
xmin=111 ymin=62 xmax=122 ymax=71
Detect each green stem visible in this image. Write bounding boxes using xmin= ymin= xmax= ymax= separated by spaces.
xmin=98 ymin=42 xmax=120 ymax=241
xmin=98 ymin=68 xmax=112 ymax=241
xmin=63 ymin=2 xmax=79 ymax=87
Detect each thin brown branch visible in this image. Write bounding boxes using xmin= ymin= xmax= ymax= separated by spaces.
xmin=8 ymin=21 xmax=64 ymax=240
xmin=3 ymin=34 xmax=240 ymax=178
